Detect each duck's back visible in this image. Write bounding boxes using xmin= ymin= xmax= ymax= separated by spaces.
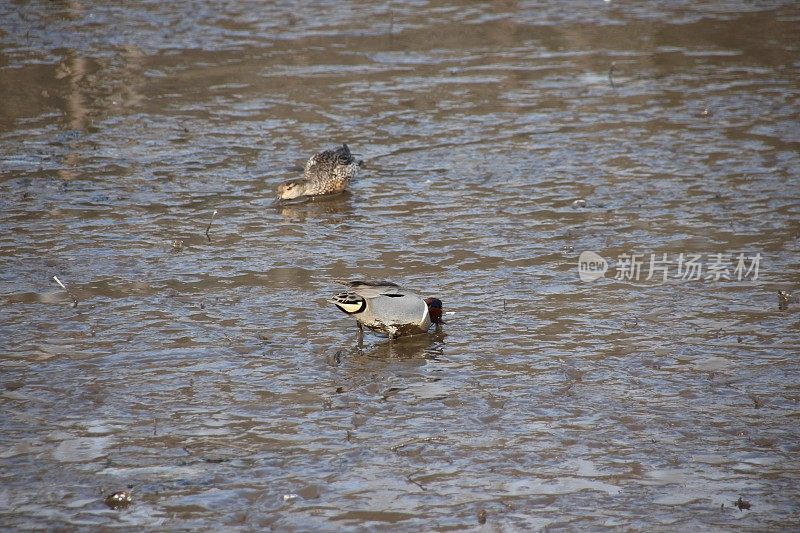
xmin=365 ymin=293 xmax=429 ymax=329
xmin=302 ymin=144 xmax=358 ymax=195
xmin=304 ymin=144 xmax=354 ymax=178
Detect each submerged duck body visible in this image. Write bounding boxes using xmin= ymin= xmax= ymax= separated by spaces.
xmin=277 ymin=143 xmax=360 ymax=201
xmin=329 ymin=281 xmax=444 ymax=338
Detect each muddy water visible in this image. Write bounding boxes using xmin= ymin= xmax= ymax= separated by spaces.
xmin=1 ymin=1 xmax=799 ymax=529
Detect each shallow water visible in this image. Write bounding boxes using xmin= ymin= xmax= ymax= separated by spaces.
xmin=1 ymin=0 xmax=799 ymax=530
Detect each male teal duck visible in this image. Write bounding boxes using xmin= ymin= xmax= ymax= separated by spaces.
xmin=276 ymin=144 xmax=360 ymax=201
xmin=328 ymin=280 xmax=444 ymax=338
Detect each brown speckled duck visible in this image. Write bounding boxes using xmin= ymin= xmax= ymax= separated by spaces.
xmin=276 ymin=144 xmax=360 ymax=201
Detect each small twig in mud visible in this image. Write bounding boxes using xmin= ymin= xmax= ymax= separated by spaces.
xmin=391 ymin=436 xmax=447 ymax=453
xmin=622 ymin=316 xmax=639 ymax=329
xmin=406 ymin=474 xmax=427 ymax=491
xmin=53 ymin=276 xmax=78 ymax=307
xmin=205 ymin=209 xmax=218 ymax=241
xmin=608 ymin=62 xmax=617 ymax=89
xmin=735 ymin=497 xmax=751 ymax=511
xmin=554 ymin=381 xmax=575 ymax=397
xmin=53 ymin=276 xmax=67 ymax=291
xmin=778 ymin=290 xmax=791 ymax=310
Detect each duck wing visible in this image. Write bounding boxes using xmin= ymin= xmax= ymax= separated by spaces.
xmin=333 ymin=279 xmax=406 ymax=299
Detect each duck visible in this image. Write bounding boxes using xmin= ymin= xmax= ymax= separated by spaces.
xmin=276 ymin=143 xmax=361 ymax=201
xmin=328 ymin=280 xmax=444 ymax=338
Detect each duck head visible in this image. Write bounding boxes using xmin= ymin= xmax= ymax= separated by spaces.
xmin=276 ymin=178 xmax=308 ymax=201
xmin=425 ymin=297 xmax=444 ymax=324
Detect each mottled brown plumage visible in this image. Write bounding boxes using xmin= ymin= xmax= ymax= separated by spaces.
xmin=276 ymin=144 xmax=360 ymax=200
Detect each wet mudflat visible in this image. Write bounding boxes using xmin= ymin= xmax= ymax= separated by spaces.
xmin=1 ymin=1 xmax=799 ymax=530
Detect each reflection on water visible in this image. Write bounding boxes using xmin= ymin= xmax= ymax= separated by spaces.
xmin=1 ymin=0 xmax=799 ymax=530
xmin=333 ymin=328 xmax=447 ymax=361
xmin=276 ymin=192 xmax=356 ymax=223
